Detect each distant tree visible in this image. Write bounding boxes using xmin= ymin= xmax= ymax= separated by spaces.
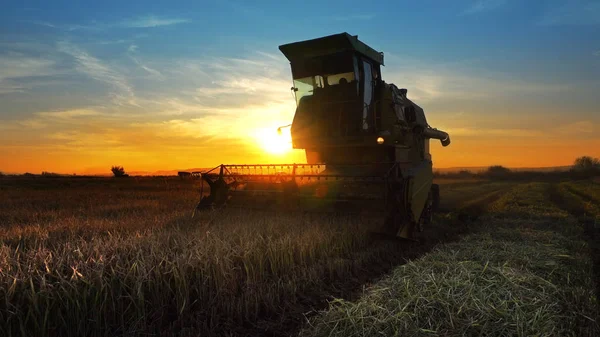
xmin=485 ymin=165 xmax=512 ymax=179
xmin=487 ymin=165 xmax=511 ymax=174
xmin=573 ymin=156 xmax=600 ymax=171
xmin=111 ymin=166 xmax=128 ymax=177
xmin=457 ymin=170 xmax=474 ymax=178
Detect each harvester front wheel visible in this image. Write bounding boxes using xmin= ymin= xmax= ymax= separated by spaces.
xmin=417 ymin=184 xmax=439 ymax=232
xmin=418 ymin=192 xmax=433 ymax=232
xmin=431 ymin=184 xmax=440 ymax=211
xmin=382 ymin=182 xmax=418 ymax=240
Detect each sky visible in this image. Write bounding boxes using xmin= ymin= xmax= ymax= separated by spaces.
xmin=0 ymin=0 xmax=599 ymax=174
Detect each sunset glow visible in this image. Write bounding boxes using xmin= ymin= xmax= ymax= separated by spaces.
xmin=0 ymin=1 xmax=599 ymax=175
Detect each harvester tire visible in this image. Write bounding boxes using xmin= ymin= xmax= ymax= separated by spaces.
xmin=418 ymin=192 xmax=433 ymax=232
xmin=431 ymin=184 xmax=440 ymax=211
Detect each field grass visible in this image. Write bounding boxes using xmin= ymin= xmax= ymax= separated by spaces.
xmin=0 ymin=176 xmax=506 ymax=337
xmin=0 ymin=176 xmax=597 ymax=336
xmin=300 ymin=183 xmax=599 ymax=336
xmin=551 ymin=181 xmax=600 ymax=319
xmin=560 ymin=181 xmax=600 ymax=220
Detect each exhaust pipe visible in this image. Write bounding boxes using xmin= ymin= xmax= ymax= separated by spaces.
xmin=423 ymin=128 xmax=451 ymax=147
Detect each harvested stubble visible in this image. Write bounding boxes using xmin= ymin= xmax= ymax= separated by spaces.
xmin=300 ymin=183 xmax=599 ymax=337
xmin=0 ymin=177 xmax=483 ymax=337
xmin=554 ymin=181 xmax=600 ymax=326
xmin=561 ymin=181 xmax=600 ymax=219
xmin=436 ymin=181 xmax=513 ymax=212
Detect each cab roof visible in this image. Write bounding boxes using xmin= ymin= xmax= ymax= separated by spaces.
xmin=279 ymin=33 xmax=384 ymax=66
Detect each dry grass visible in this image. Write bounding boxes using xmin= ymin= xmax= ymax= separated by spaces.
xmin=432 ymin=177 xmax=487 ymax=185
xmin=0 ymin=176 xmax=495 ymax=337
xmin=561 ymin=181 xmax=600 ymax=220
xmin=300 ymin=183 xmax=599 ymax=337
xmin=1 ymin=177 xmax=596 ymax=337
xmin=436 ymin=181 xmax=512 ymax=212
xmin=552 ymin=180 xmax=600 ymax=325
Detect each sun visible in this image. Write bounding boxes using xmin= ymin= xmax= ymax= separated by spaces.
xmin=254 ymin=127 xmax=292 ymax=155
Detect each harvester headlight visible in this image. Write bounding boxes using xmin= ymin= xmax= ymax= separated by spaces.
xmin=376 ymin=137 xmax=385 ymax=145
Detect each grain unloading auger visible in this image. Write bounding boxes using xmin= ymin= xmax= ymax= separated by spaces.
xmin=196 ymin=33 xmax=450 ymax=239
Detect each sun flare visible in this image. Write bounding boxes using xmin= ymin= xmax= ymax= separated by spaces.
xmin=254 ymin=127 xmax=292 ymax=155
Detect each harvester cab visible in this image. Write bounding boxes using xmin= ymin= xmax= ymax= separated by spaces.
xmin=196 ymin=33 xmax=451 ymax=240
xmin=279 ymin=33 xmax=449 ymax=167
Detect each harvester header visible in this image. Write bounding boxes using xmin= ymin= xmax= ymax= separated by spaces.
xmin=196 ymin=33 xmax=451 ymax=240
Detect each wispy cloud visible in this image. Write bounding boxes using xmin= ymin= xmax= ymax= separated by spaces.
xmin=0 ymin=83 xmax=26 ymax=94
xmin=538 ymin=0 xmax=600 ymax=26
xmin=65 ymin=22 xmax=103 ymax=32
xmin=127 ymin=45 xmax=164 ymax=79
xmin=133 ymin=58 xmax=163 ymax=78
xmin=18 ymin=118 xmax=48 ymax=129
xmin=0 ymin=54 xmax=56 ymax=80
xmin=1 ymin=108 xmax=106 ymax=131
xmin=382 ymin=52 xmax=582 ymax=106
xmin=255 ymin=51 xmax=286 ymax=62
xmin=23 ymin=20 xmax=56 ymax=28
xmin=120 ymin=15 xmax=190 ymax=28
xmin=89 ymin=35 xmax=149 ymax=46
xmin=462 ymin=0 xmax=507 ymax=15
xmin=594 ymin=50 xmax=600 ymax=56
xmin=37 ymin=109 xmax=103 ymax=119
xmin=124 ymin=53 xmax=298 ymax=144
xmin=57 ymin=41 xmax=137 ymax=106
xmin=384 ymin=64 xmax=563 ymax=105
xmin=64 ymin=15 xmax=190 ymax=31
xmin=0 ymin=53 xmax=59 ymax=94
xmin=558 ymin=121 xmax=595 ymax=134
xmin=3 ymin=49 xmax=296 ymax=144
xmin=97 ymin=39 xmax=130 ymax=45
xmin=179 ymin=56 xmax=292 ymax=109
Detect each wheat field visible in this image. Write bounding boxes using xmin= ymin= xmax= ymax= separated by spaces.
xmin=0 ymin=176 xmax=598 ymax=336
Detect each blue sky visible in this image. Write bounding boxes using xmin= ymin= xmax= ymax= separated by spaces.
xmin=1 ymin=0 xmax=599 ymax=173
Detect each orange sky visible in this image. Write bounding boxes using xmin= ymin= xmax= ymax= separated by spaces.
xmin=2 ymin=126 xmax=599 ymax=175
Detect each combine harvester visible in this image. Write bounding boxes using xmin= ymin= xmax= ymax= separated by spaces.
xmin=196 ymin=33 xmax=450 ymax=239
